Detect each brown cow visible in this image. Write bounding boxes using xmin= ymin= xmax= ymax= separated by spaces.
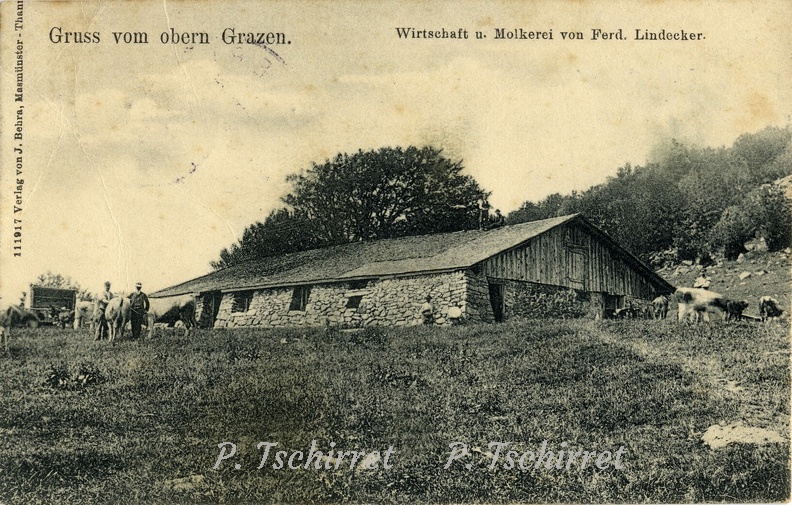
xmin=759 ymin=296 xmax=784 ymax=322
xmin=724 ymin=300 xmax=749 ymax=322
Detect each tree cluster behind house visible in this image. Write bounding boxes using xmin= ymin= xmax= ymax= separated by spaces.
xmin=212 ymin=146 xmax=488 ymax=269
xmin=507 ymin=126 xmax=792 ymax=266
xmin=212 ymin=126 xmax=792 ymax=270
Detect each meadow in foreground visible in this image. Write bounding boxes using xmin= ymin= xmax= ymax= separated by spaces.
xmin=0 ymin=319 xmax=788 ymax=504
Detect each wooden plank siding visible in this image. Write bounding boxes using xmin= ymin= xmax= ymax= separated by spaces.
xmin=479 ymin=222 xmax=657 ymax=299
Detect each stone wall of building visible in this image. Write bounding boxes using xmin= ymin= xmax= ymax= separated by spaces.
xmin=463 ymin=270 xmax=495 ymax=323
xmin=212 ymin=271 xmax=470 ymax=329
xmin=501 ymin=279 xmax=590 ymax=319
xmin=463 ymin=271 xmax=592 ymax=322
xmin=208 ymin=269 xmax=622 ymax=329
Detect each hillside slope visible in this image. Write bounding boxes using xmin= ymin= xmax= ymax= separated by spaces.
xmin=657 ymin=247 xmax=791 ymax=319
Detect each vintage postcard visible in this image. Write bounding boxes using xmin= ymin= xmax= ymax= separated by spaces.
xmin=1 ymin=0 xmax=790 ymax=503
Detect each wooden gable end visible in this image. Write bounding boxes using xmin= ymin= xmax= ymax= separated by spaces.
xmin=479 ymin=221 xmax=657 ymax=299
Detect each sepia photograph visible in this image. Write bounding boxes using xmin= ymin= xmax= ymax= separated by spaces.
xmin=0 ymin=0 xmax=790 ymax=503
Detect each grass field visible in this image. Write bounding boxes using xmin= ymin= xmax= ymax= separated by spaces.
xmin=0 ymin=319 xmax=788 ymax=504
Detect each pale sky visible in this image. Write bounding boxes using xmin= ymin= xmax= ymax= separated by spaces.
xmin=1 ymin=0 xmax=790 ymax=302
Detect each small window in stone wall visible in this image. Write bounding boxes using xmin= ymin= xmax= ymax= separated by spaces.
xmin=232 ymin=291 xmax=254 ymax=313
xmin=289 ymin=286 xmax=311 ymax=311
xmin=346 ymin=295 xmax=363 ymax=309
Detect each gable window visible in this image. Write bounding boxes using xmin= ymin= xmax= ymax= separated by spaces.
xmin=346 ymin=295 xmax=363 ymax=309
xmin=289 ymin=286 xmax=311 ymax=311
xmin=232 ymin=291 xmax=254 ymax=313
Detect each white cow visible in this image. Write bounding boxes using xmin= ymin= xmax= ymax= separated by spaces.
xmin=105 ymin=297 xmax=131 ymax=343
xmin=147 ymin=295 xmax=197 ymax=339
xmin=73 ymin=300 xmax=98 ymax=330
xmin=675 ymin=287 xmax=728 ymax=322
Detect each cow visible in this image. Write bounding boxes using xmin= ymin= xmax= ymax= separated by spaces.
xmin=147 ymin=295 xmax=197 ymax=339
xmin=724 ymin=299 xmax=749 ymax=322
xmin=674 ymin=287 xmax=728 ymax=322
xmin=73 ymin=300 xmax=98 ymax=330
xmin=652 ymin=295 xmax=669 ymax=319
xmin=105 ymin=297 xmax=131 ymax=343
xmin=1 ymin=304 xmax=42 ymax=328
xmin=759 ymin=296 xmax=784 ymax=322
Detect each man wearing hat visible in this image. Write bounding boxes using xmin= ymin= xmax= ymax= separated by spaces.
xmin=128 ymin=282 xmax=150 ymax=340
xmin=95 ymin=281 xmax=114 ymax=341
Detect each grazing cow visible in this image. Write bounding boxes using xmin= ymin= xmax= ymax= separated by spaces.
xmin=724 ymin=300 xmax=749 ymax=322
xmin=674 ymin=287 xmax=728 ymax=322
xmin=759 ymin=296 xmax=784 ymax=321
xmin=105 ymin=297 xmax=131 ymax=343
xmin=1 ymin=304 xmax=42 ymax=328
xmin=652 ymin=295 xmax=669 ymax=319
xmin=73 ymin=300 xmax=98 ymax=330
xmin=147 ymin=295 xmax=197 ymax=339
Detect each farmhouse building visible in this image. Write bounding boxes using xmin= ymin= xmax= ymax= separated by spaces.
xmin=151 ymin=214 xmax=674 ymax=328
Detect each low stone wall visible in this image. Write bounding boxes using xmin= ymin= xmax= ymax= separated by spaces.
xmin=213 ymin=271 xmax=469 ymax=328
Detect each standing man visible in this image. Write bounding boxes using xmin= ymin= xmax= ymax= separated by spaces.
xmin=128 ymin=282 xmax=150 ymax=340
xmin=420 ymin=295 xmax=434 ymax=325
xmin=95 ymin=281 xmax=114 ymax=341
xmin=478 ymin=199 xmax=491 ymax=230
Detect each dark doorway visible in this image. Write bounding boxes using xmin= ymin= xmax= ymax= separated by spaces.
xmin=488 ymin=283 xmax=504 ymax=322
xmin=201 ymin=291 xmax=223 ymax=328
xmin=603 ymin=293 xmax=623 ymax=319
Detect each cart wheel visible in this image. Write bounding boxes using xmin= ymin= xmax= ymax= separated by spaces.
xmin=26 ymin=318 xmax=39 ymax=329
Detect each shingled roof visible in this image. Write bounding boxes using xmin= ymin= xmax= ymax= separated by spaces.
xmin=152 ymin=214 xmax=673 ymax=297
